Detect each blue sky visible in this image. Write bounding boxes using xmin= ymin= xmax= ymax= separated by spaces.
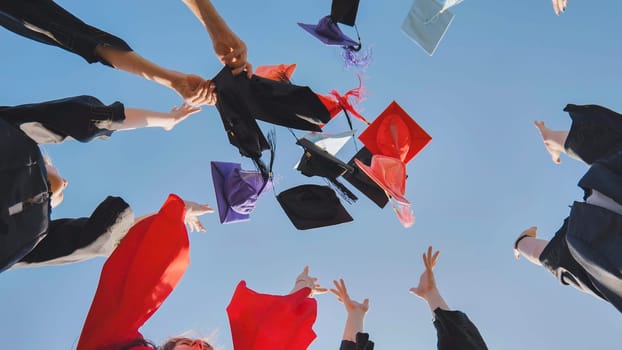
xmin=1 ymin=0 xmax=621 ymax=349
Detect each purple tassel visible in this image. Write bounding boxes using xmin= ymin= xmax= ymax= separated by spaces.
xmin=342 ymin=46 xmax=372 ymax=70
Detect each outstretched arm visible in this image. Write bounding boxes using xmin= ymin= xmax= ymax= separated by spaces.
xmin=115 ymin=103 xmax=203 ymax=132
xmin=513 ymin=226 xmax=549 ymax=266
xmin=409 ymin=246 xmax=449 ymax=314
xmin=96 ymin=46 xmax=215 ymax=106
xmin=330 ymin=278 xmax=369 ymax=343
xmin=534 ymin=120 xmax=569 ymax=164
xmin=290 ymin=266 xmax=329 ymax=297
xmin=181 ymin=0 xmax=253 ymax=77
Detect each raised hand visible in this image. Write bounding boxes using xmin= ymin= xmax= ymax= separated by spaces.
xmin=534 ymin=120 xmax=568 ymax=164
xmin=514 ymin=226 xmax=538 ymax=259
xmin=551 ymin=0 xmax=568 ymax=15
xmin=162 ymin=103 xmax=202 ymax=131
xmin=330 ymin=278 xmax=369 ymax=317
xmin=409 ymin=246 xmax=440 ymax=300
xmin=183 ymin=201 xmax=214 ymax=233
xmin=291 ymin=266 xmax=329 ymax=297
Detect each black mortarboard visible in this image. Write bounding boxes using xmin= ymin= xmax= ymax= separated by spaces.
xmin=342 ymin=147 xmax=389 ymax=208
xmin=331 ymin=0 xmax=361 ymax=26
xmin=213 ymin=67 xmax=330 ymax=133
xmin=277 ymin=184 xmax=353 ymax=230
xmin=296 ymin=137 xmax=358 ymax=202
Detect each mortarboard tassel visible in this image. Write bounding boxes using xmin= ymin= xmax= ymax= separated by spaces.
xmin=393 ymin=201 xmax=414 ymax=228
xmin=342 ymin=45 xmax=372 ymax=70
xmin=328 ymin=75 xmax=370 ymax=125
xmin=326 ymin=177 xmax=358 ymax=204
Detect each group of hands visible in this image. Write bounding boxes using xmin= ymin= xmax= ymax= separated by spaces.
xmin=172 ymin=24 xmax=253 ymax=109
xmin=289 ymin=247 xmax=444 ymax=318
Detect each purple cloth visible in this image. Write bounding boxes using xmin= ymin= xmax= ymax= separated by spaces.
xmin=298 ymin=15 xmax=359 ymax=47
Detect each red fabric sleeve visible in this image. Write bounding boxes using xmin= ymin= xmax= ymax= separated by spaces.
xmin=226 ymin=281 xmax=317 ymax=350
xmin=77 ymin=194 xmax=190 ymax=350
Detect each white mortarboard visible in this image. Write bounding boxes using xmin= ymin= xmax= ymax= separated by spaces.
xmin=293 ymin=130 xmax=355 ymax=168
xmin=401 ymin=0 xmax=455 ymax=56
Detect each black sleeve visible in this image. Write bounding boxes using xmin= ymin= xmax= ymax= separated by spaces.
xmin=339 ymin=332 xmax=374 ymax=350
xmin=0 ymin=0 xmax=132 ymax=66
xmin=14 ymin=196 xmax=134 ymax=267
xmin=563 ymin=104 xmax=622 ymax=165
xmin=433 ymin=309 xmax=488 ymax=350
xmin=0 ymin=95 xmax=125 ymax=144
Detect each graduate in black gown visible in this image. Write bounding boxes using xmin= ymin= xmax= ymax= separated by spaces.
xmin=0 ymin=95 xmax=211 ymax=273
xmin=514 ymin=104 xmax=622 ymax=313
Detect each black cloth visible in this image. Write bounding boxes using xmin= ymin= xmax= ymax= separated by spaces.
xmin=0 ymin=97 xmax=129 ymax=272
xmin=433 ymin=309 xmax=488 ymax=350
xmin=0 ymin=0 xmax=132 ymax=67
xmin=0 ymin=95 xmax=125 ymax=143
xmin=539 ymin=103 xmax=622 ymax=312
xmin=15 ymin=196 xmax=131 ymax=267
xmin=0 ymin=118 xmax=49 ymax=272
xmin=339 ymin=332 xmax=374 ymax=350
xmin=563 ymin=104 xmax=622 ymax=166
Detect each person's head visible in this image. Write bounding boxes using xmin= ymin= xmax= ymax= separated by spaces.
xmin=160 ymin=338 xmax=213 ymax=350
xmin=43 ymin=155 xmax=68 ymax=208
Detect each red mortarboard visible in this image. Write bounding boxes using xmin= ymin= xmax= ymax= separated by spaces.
xmin=254 ymin=64 xmax=297 ymax=83
xmin=354 ymin=155 xmax=409 ymax=205
xmin=358 ymin=101 xmax=431 ymax=164
xmin=227 ymin=281 xmax=317 ymax=350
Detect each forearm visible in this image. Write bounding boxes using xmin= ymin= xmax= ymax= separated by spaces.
xmin=96 ymin=46 xmax=183 ymax=90
xmin=342 ymin=313 xmax=365 ymax=342
xmin=517 ymin=237 xmax=549 ymax=266
xmin=424 ymin=288 xmax=450 ymax=315
xmin=182 ymin=0 xmax=230 ymax=39
xmin=116 ymin=108 xmax=173 ymax=131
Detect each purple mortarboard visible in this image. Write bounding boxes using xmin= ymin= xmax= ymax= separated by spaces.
xmin=298 ymin=15 xmax=360 ymax=48
xmin=401 ymin=0 xmax=455 ymax=56
xmin=277 ymin=184 xmax=353 ymax=230
xmin=211 ymin=161 xmax=272 ymax=224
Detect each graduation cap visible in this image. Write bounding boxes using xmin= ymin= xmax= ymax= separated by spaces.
xmin=211 ymin=161 xmax=272 ymax=224
xmin=342 ymin=147 xmax=389 ymax=208
xmin=358 ymin=101 xmax=431 ymax=164
xmin=298 ymin=0 xmax=371 ymax=69
xmin=331 ymin=0 xmax=361 ymax=26
xmin=213 ymin=66 xmax=330 ymax=133
xmin=254 ymin=63 xmax=297 ymax=83
xmin=227 ymin=280 xmax=317 ymax=350
xmin=277 ymin=184 xmax=353 ymax=230
xmin=401 ymin=0 xmax=456 ymax=56
xmin=295 ymin=134 xmax=358 ymax=203
xmin=354 ymin=155 xmax=415 ymax=227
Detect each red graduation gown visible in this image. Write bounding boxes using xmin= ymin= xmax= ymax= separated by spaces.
xmin=77 ymin=194 xmax=189 ymax=350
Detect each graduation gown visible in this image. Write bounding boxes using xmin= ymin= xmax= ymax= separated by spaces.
xmin=0 ymin=0 xmax=132 ymax=67
xmin=539 ymin=104 xmax=622 ymax=313
xmin=0 ymin=97 xmax=131 ymax=272
xmin=77 ymin=194 xmax=189 ymax=350
xmin=433 ymin=309 xmax=488 ymax=350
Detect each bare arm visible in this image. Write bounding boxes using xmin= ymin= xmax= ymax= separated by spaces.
xmin=115 ymin=104 xmax=202 ymax=131
xmin=96 ymin=46 xmax=215 ymax=106
xmin=514 ymin=226 xmax=549 ymax=266
xmin=181 ymin=0 xmax=253 ymax=76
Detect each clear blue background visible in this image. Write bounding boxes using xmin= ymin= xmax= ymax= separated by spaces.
xmin=1 ymin=0 xmax=621 ymax=349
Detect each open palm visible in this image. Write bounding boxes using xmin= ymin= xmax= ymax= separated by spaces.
xmin=409 ymin=246 xmax=440 ymax=299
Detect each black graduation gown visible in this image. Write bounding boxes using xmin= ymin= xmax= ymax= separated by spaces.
xmin=539 ymin=103 xmax=622 ymax=313
xmin=0 ymin=96 xmax=132 ymax=272
xmin=433 ymin=309 xmax=488 ymax=350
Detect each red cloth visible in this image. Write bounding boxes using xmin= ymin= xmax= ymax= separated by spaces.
xmin=227 ymin=281 xmax=317 ymax=350
xmin=77 ymin=194 xmax=190 ymax=350
xmin=254 ymin=64 xmax=297 ymax=83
